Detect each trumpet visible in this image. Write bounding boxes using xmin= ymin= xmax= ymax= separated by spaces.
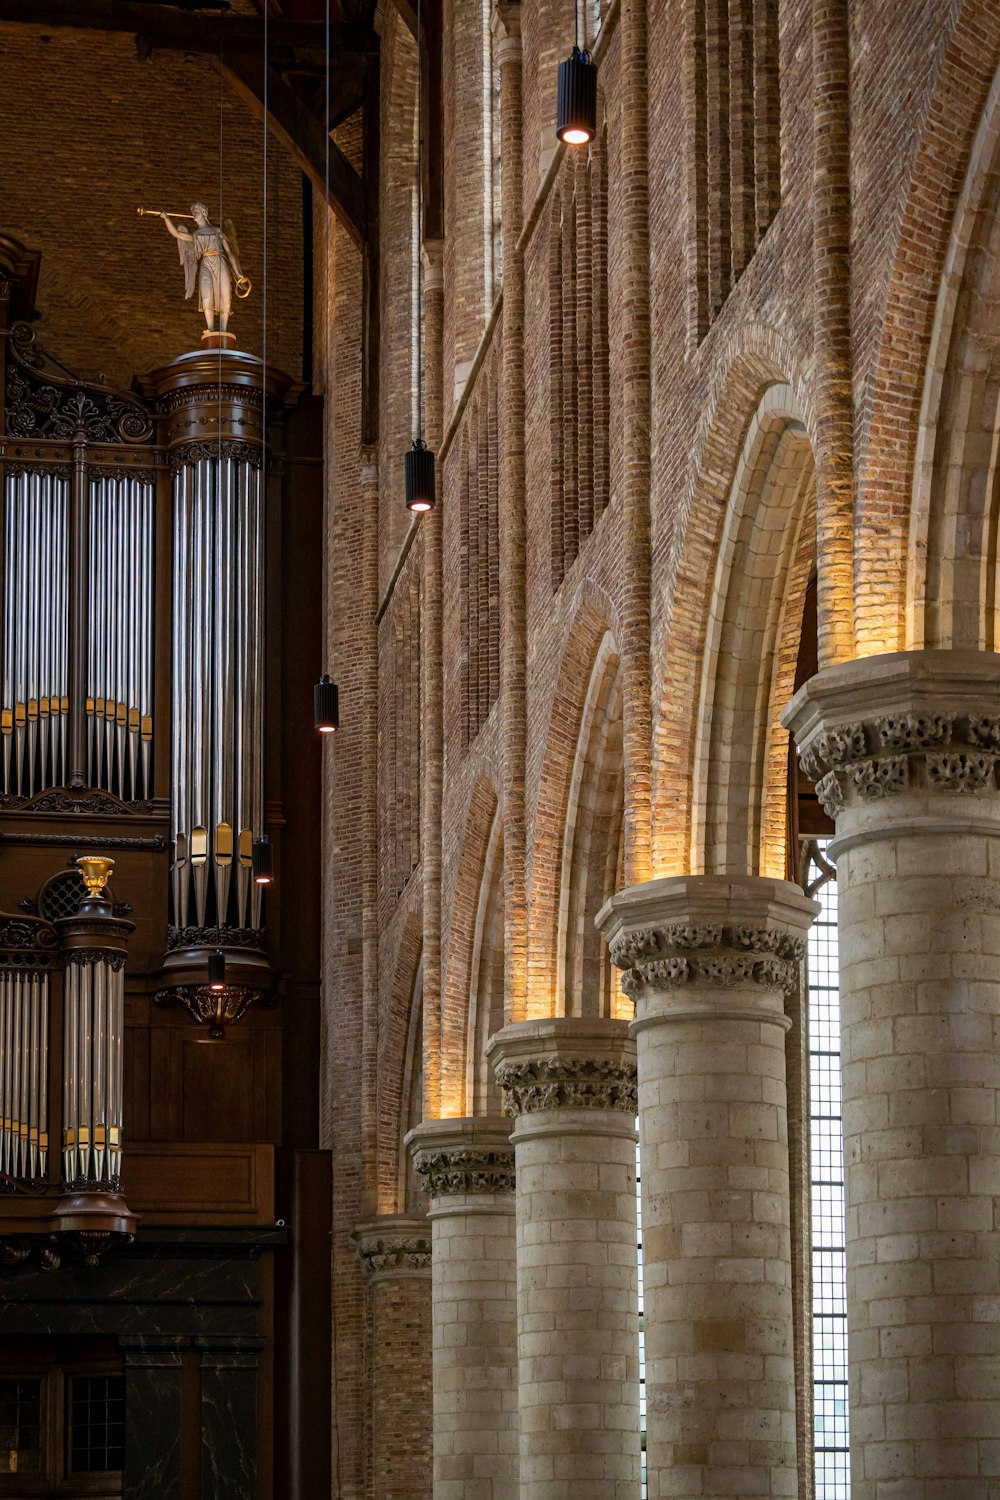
xmin=137 ymin=207 xmax=196 ymax=218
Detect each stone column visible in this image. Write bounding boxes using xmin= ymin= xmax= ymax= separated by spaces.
xmin=354 ymin=1215 xmax=433 ymax=1500
xmin=407 ymin=1119 xmax=518 ymax=1500
xmin=486 ymin=1019 xmax=641 ymax=1500
xmin=598 ymin=876 xmax=818 ymax=1500
xmin=784 ymin=649 xmax=1000 ymax=1500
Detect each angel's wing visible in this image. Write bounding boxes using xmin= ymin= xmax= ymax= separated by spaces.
xmin=177 ymin=236 xmax=197 ymax=300
xmin=222 ymin=217 xmax=240 ymax=263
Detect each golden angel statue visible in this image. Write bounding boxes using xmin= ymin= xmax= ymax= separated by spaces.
xmin=142 ymin=203 xmax=251 ymax=336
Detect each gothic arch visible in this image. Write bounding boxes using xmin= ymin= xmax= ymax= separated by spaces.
xmin=441 ymin=777 xmax=499 ymax=1115
xmin=378 ymin=910 xmax=424 ymax=1212
xmin=652 ymin=332 xmax=815 ymax=876
xmin=466 ymin=809 xmax=505 ymax=1115
xmin=690 ymin=386 xmax=817 ymax=876
xmin=527 ymin=582 xmax=620 ymax=1014
xmin=555 ymin=631 xmax=626 ymax=1019
xmin=907 ymin=56 xmax=1000 ymax=652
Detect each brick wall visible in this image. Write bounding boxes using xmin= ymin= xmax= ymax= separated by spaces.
xmin=0 ymin=27 xmax=303 ymax=387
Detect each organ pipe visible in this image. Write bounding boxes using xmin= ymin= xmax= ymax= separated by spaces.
xmin=145 ymin=349 xmax=290 ymax=936
xmin=0 ymin=465 xmax=155 ymax=803
xmin=0 ymin=970 xmax=48 ymax=1182
xmin=85 ymin=474 xmax=155 ymax=802
xmin=1 ymin=470 xmax=70 ymax=797
xmin=51 ymin=856 xmax=136 ymax=1245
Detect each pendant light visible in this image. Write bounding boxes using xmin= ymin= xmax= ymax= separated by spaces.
xmin=406 ymin=437 xmax=435 ymax=513
xmin=314 ymin=673 xmax=340 ymax=733
xmin=406 ymin=0 xmax=436 ymax=513
xmin=252 ymin=835 xmax=273 ymax=885
xmin=556 ymin=7 xmax=597 ymax=146
xmin=208 ymin=948 xmax=226 ymax=992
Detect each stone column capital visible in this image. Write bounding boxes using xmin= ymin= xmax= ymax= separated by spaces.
xmin=405 ymin=1117 xmax=515 ymax=1203
xmin=782 ymin=648 xmax=1000 ymax=822
xmin=491 ymin=1 xmax=521 ymax=47
xmin=352 ymin=1214 xmax=431 ymax=1282
xmin=421 ymin=238 xmax=444 ymax=291
xmin=358 ymin=443 xmax=378 ymax=485
xmin=485 ymin=1018 xmax=637 ymax=1124
xmin=597 ymin=874 xmax=817 ymax=1008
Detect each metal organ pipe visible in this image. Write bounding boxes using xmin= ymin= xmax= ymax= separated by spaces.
xmin=0 ymin=969 xmax=50 ymax=1183
xmin=57 ymin=867 xmax=132 ymax=1192
xmin=85 ymin=474 xmax=155 ymax=802
xmin=170 ymin=447 xmax=266 ymax=930
xmin=0 ymin=470 xmax=70 ymax=798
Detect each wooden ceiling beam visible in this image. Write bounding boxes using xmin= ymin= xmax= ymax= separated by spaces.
xmin=0 ymin=2 xmax=377 ymax=62
xmin=223 ymin=52 xmax=366 ymax=245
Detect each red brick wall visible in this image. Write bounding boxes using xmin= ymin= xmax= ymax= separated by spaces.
xmin=0 ymin=28 xmax=303 ymax=387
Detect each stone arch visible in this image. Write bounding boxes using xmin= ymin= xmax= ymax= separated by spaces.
xmin=527 ymin=581 xmax=620 ymax=1015
xmin=555 ymin=631 xmax=626 ymax=1020
xmin=907 ymin=56 xmax=1000 ymax=651
xmin=466 ymin=808 xmax=505 ymax=1116
xmin=852 ymin=5 xmax=1000 ymax=654
xmin=652 ymin=332 xmax=815 ymax=877
xmin=690 ymin=387 xmax=817 ymax=876
xmin=441 ymin=777 xmax=499 ymax=1116
xmin=397 ymin=957 xmax=425 ymax=1213
xmin=378 ymin=910 xmax=423 ymax=1212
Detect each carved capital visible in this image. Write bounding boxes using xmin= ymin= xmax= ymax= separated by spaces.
xmin=493 ymin=1056 xmax=638 ymax=1117
xmin=609 ymin=921 xmax=805 ymax=998
xmin=598 ymin=876 xmax=817 ymax=1007
xmin=411 ymin=1145 xmax=515 ymax=1197
xmin=783 ymin=652 xmax=1000 ymax=819
xmin=353 ymin=1217 xmax=431 ymax=1281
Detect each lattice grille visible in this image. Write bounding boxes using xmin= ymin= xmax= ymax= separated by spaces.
xmin=40 ymin=872 xmax=86 ymax=924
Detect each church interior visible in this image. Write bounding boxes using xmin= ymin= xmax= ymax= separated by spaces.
xmin=1 ymin=1 xmax=999 ymax=1498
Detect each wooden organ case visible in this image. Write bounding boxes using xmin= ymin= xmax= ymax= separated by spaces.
xmin=0 ymin=238 xmax=330 ymax=1500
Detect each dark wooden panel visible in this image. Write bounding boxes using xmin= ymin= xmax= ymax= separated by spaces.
xmin=144 ymin=1015 xmax=281 ymax=1144
xmin=123 ymin=1143 xmax=274 ymax=1225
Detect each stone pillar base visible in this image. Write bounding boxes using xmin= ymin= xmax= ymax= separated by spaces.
xmin=487 ymin=1019 xmax=641 ymax=1500
xmin=600 ymin=874 xmax=817 ymax=1500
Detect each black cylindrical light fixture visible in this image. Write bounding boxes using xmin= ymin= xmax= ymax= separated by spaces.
xmin=208 ymin=948 xmax=226 ymax=992
xmin=314 ymin=674 xmax=340 ymax=733
xmin=405 ymin=437 xmax=436 ymax=514
xmin=252 ymin=835 xmax=273 ymax=886
xmin=556 ymin=46 xmax=597 ymax=146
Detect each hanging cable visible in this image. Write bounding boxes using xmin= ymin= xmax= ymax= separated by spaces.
xmin=405 ymin=0 xmax=436 ymax=513
xmin=315 ymin=0 xmax=341 ymax=730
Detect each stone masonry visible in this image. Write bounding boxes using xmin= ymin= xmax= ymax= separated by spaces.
xmin=785 ymin=650 xmax=1000 ymax=1500
xmin=486 ymin=1019 xmax=641 ymax=1500
xmin=599 ymin=875 xmax=819 ymax=1500
xmin=407 ymin=1118 xmax=519 ymax=1500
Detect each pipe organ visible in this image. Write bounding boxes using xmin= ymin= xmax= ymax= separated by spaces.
xmin=170 ymin=449 xmax=264 ymax=930
xmin=0 ymin=969 xmax=49 ymax=1182
xmin=86 ymin=472 xmax=155 ymax=803
xmin=50 ymin=856 xmax=135 ymax=1246
xmin=1 ymin=469 xmax=70 ymax=797
xmin=146 ymin=350 xmax=291 ymax=1024
xmin=0 ymin=230 xmax=327 ymax=1500
xmin=0 ymin=245 xmax=295 ymax=1256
